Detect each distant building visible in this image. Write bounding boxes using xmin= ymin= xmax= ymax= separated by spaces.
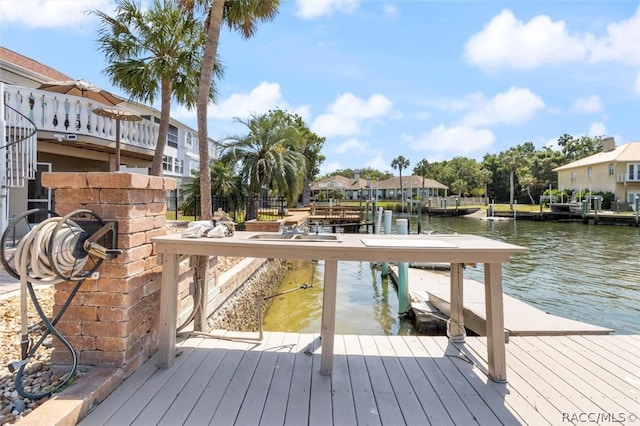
xmin=553 ymin=137 xmax=640 ymax=204
xmin=310 ymin=174 xmax=448 ymax=201
xmin=1 ymin=46 xmax=213 ymax=231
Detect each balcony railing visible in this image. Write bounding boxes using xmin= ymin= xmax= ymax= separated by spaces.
xmin=3 ymin=84 xmax=158 ymax=153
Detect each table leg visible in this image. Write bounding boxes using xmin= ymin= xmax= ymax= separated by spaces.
xmin=320 ymin=259 xmax=338 ymax=375
xmin=449 ymin=263 xmax=465 ymax=342
xmin=158 ymin=253 xmax=179 ymax=368
xmin=193 ymin=255 xmax=210 ymax=332
xmin=484 ymin=262 xmax=506 ymax=382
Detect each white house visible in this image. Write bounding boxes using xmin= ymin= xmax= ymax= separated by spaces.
xmin=0 ymin=46 xmax=213 ymax=231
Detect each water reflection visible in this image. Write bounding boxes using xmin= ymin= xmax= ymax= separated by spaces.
xmin=263 ymin=215 xmax=640 ymax=335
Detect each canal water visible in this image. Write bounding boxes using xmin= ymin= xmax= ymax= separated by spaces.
xmin=262 ymin=216 xmax=640 ymax=335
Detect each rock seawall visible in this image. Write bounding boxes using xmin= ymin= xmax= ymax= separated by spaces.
xmin=208 ymin=259 xmax=287 ymax=331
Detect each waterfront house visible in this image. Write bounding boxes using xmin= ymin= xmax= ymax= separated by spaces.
xmin=553 ymin=137 xmax=640 ymax=207
xmin=0 ymin=46 xmax=212 ymax=231
xmin=310 ymin=174 xmax=448 ymax=201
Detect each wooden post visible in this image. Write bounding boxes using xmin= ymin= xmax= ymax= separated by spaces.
xmin=449 ymin=262 xmax=465 ymax=342
xmin=484 ymin=262 xmax=507 ymax=382
xmin=320 ymin=259 xmax=339 ymax=375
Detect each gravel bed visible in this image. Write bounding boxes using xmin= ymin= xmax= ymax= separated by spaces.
xmin=0 ymin=223 xmax=241 ymax=425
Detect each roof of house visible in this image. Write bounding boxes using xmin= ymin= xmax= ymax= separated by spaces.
xmin=0 ymin=46 xmax=72 ymax=82
xmin=377 ymin=175 xmax=448 ymax=190
xmin=553 ymin=142 xmax=640 ymax=171
xmin=311 ymin=174 xmax=448 ymax=191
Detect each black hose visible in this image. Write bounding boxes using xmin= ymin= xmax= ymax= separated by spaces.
xmin=15 ymin=277 xmax=84 ymax=399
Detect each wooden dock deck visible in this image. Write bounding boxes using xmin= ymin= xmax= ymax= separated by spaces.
xmin=395 ymin=267 xmax=613 ymax=336
xmin=78 ymin=332 xmax=639 ymax=425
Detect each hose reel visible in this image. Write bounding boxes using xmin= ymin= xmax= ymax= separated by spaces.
xmin=1 ymin=208 xmax=121 ymax=399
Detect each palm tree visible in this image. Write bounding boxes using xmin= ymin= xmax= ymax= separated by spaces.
xmin=92 ymin=0 xmax=219 ymax=176
xmin=180 ymin=159 xmax=246 ymax=217
xmin=222 ymin=113 xmax=306 ymax=209
xmin=413 ymin=158 xmax=429 ymax=199
xmin=391 ymin=155 xmax=410 ymax=211
xmin=179 ymin=0 xmax=281 ymax=220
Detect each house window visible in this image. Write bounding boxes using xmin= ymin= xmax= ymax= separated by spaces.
xmin=185 ymin=131 xmax=193 ymax=148
xmin=174 ymin=158 xmax=184 ymax=175
xmin=587 ymin=167 xmax=592 ymax=179
xmin=570 ymin=172 xmax=577 ymax=181
xmin=609 ymin=164 xmax=614 ymax=175
xmin=167 ymin=125 xmax=178 ymax=148
xmin=189 ymin=160 xmax=199 ymax=175
xmin=162 ymin=155 xmax=173 ymax=172
xmin=629 ymin=164 xmax=640 ymax=181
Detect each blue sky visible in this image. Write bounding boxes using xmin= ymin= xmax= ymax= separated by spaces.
xmin=1 ymin=0 xmax=639 ymax=175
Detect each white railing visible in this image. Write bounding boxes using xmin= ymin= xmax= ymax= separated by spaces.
xmin=3 ymin=84 xmax=158 ymax=152
xmin=3 ymin=103 xmax=37 ymax=187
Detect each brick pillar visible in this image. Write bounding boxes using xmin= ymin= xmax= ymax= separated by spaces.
xmin=41 ymin=172 xmax=176 ymax=376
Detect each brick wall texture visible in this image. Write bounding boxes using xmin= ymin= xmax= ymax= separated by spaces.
xmin=42 ymin=172 xmax=176 ymax=376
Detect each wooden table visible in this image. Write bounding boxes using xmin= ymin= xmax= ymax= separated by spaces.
xmin=152 ymin=232 xmax=527 ymax=382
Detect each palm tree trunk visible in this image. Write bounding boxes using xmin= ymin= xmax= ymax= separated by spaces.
xmin=197 ymin=0 xmax=225 ymax=221
xmin=150 ymin=79 xmax=173 ymax=176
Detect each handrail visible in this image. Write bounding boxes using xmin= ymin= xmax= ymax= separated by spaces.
xmin=3 ymin=102 xmax=38 ymax=186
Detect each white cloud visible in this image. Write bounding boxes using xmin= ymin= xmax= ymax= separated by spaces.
xmin=634 ymin=72 xmax=640 ymax=95
xmin=311 ymin=92 xmax=393 ymax=137
xmin=589 ymin=6 xmax=640 ymax=65
xmin=588 ymin=122 xmax=607 ymax=137
xmin=462 ymin=87 xmax=545 ymax=126
xmin=571 ymin=95 xmax=603 ymax=114
xmin=0 ymin=0 xmax=110 ymax=29
xmin=366 ymin=156 xmax=388 ymax=171
xmin=412 ymin=125 xmax=495 ymax=155
xmin=335 ymin=138 xmax=368 ymax=154
xmin=464 ymin=9 xmax=588 ymax=71
xmin=295 ymin=0 xmax=360 ymax=19
xmin=209 ymin=82 xmax=290 ymax=119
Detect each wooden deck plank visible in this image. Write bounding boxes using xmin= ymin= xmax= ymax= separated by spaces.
xmin=79 ymin=333 xmax=640 ymax=426
xmin=78 ymin=352 xmax=160 ymax=426
xmin=327 ymin=334 xmax=357 ymax=425
xmin=372 ymin=335 xmax=430 ymax=425
xmin=99 ymin=339 xmax=204 ymax=425
xmin=183 ymin=338 xmax=248 ymax=424
xmin=310 ymin=334 xmax=334 ymax=426
xmin=556 ymin=335 xmax=640 ymax=390
xmin=284 ymin=333 xmax=316 ymax=426
xmin=209 ymin=337 xmax=266 ymax=425
xmin=132 ymin=337 xmax=220 ymax=425
xmin=465 ymin=337 xmax=574 ymax=422
xmin=404 ymin=335 xmax=478 ymax=425
xmin=569 ymin=335 xmax=640 ymax=378
xmin=533 ymin=336 xmax=639 ymax=409
xmin=358 ymin=334 xmax=404 ymax=425
xmin=418 ymin=336 xmax=502 ymax=425
xmin=260 ymin=331 xmax=299 ymax=425
xmin=390 ymin=336 xmax=456 ymax=426
xmin=233 ymin=332 xmax=284 ymax=426
xmin=430 ymin=337 xmax=548 ymax=426
xmin=343 ymin=334 xmax=382 ymax=426
xmin=510 ymin=337 xmax=622 ymax=414
xmin=157 ymin=336 xmax=234 ymax=426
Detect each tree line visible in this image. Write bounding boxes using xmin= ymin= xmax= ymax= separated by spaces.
xmin=323 ymin=135 xmax=606 ymax=207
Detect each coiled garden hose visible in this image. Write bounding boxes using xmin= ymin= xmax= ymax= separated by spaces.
xmin=2 ymin=209 xmax=116 ymax=399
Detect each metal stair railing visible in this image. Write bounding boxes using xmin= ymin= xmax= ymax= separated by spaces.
xmin=3 ymin=103 xmax=37 ymax=188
